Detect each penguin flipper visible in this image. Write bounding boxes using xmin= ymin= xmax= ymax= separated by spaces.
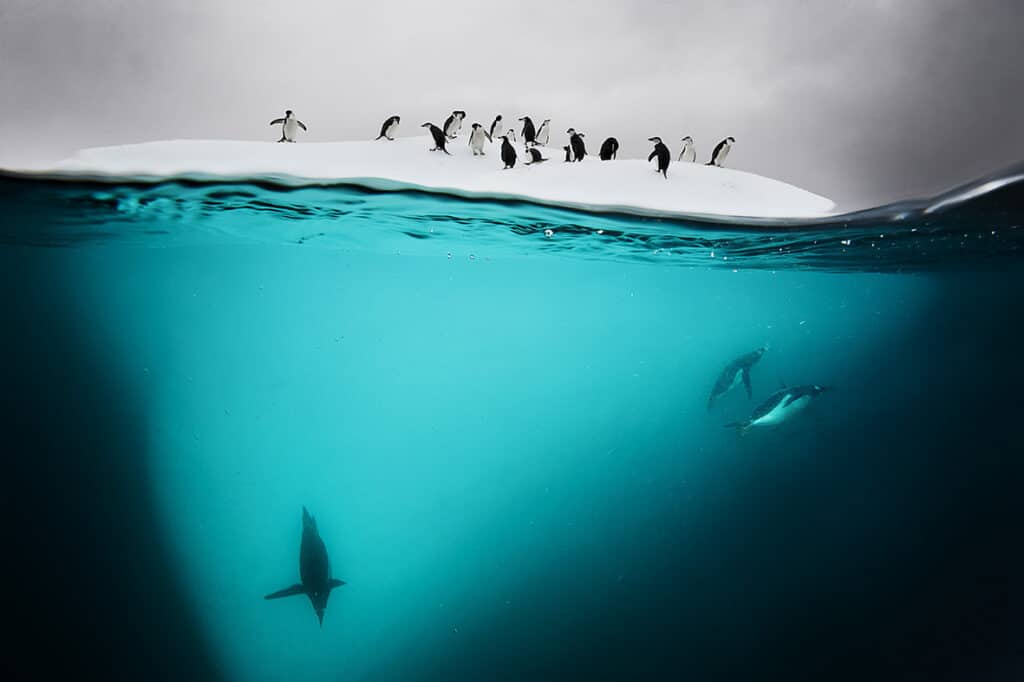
xmin=297 ymin=121 xmax=307 ymax=131
xmin=328 ymin=578 xmax=347 ymax=590
xmin=264 ymin=583 xmax=306 ymax=600
xmin=270 ymin=118 xmax=285 ymax=126
xmin=742 ymin=368 xmax=752 ymax=399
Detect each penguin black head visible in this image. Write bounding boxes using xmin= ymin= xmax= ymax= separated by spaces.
xmin=495 ymin=114 xmax=503 ymax=121
xmin=395 ymin=116 xmax=401 ymax=123
xmin=681 ymin=136 xmax=693 ymax=143
xmin=421 ymin=122 xmax=433 ymax=128
xmin=566 ymin=128 xmax=575 ymax=134
xmin=727 ymin=136 xmax=736 ymax=143
xmin=472 ymin=123 xmax=481 ymax=129
xmin=542 ymin=119 xmax=551 ymax=124
xmin=285 ymin=110 xmax=293 ymax=116
xmin=648 ymin=137 xmax=663 ymax=144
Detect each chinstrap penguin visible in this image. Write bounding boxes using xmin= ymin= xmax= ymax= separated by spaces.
xmin=534 ymin=119 xmax=551 ymax=146
xmin=678 ymin=136 xmax=696 ymax=162
xmin=500 ymin=135 xmax=517 ymax=169
xmin=264 ymin=507 xmax=346 ymax=627
xmin=567 ymin=129 xmax=586 ymax=162
xmin=599 ymin=137 xmax=619 ymax=160
xmin=519 ymin=116 xmax=537 ymax=146
xmin=707 ymin=137 xmax=735 ymax=167
xmin=443 ymin=110 xmax=466 ymax=139
xmin=469 ymin=123 xmax=489 ymax=155
xmin=648 ymin=136 xmax=670 ymax=178
xmin=707 ymin=347 xmax=766 ymax=410
xmin=270 ymin=110 xmax=307 ymax=143
xmin=525 ymin=147 xmax=547 ymax=165
xmin=422 ymin=122 xmax=451 ymax=154
xmin=375 ymin=115 xmax=400 ymax=141
xmin=489 ymin=115 xmax=504 ymax=140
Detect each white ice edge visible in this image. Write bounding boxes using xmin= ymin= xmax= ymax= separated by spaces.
xmin=3 ymin=137 xmax=837 ymax=221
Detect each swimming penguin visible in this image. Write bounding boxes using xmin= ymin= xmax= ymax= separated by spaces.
xmin=567 ymin=129 xmax=586 ymax=162
xmin=500 ymin=135 xmax=517 ymax=169
xmin=519 ymin=116 xmax=537 ymax=146
xmin=269 ymin=110 xmax=307 ymax=143
xmin=724 ymin=384 xmax=831 ymax=436
xmin=489 ymin=115 xmax=504 ymax=140
xmin=525 ymin=147 xmax=547 ymax=165
xmin=707 ymin=137 xmax=735 ymax=167
xmin=264 ymin=506 xmax=346 ymax=627
xmin=562 ymin=145 xmax=572 ymax=162
xmin=375 ymin=115 xmax=400 ymax=141
xmin=599 ymin=137 xmax=619 ymax=161
xmin=443 ymin=110 xmax=466 ymax=139
xmin=469 ymin=123 xmax=489 ymax=156
xmin=421 ymin=123 xmax=451 ymax=154
xmin=678 ymin=136 xmax=696 ymax=162
xmin=534 ymin=119 xmax=551 ymax=146
xmin=707 ymin=347 xmax=766 ymax=410
xmin=648 ymin=136 xmax=670 ymax=178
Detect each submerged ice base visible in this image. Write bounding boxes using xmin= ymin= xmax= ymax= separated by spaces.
xmin=11 ymin=137 xmax=835 ymax=219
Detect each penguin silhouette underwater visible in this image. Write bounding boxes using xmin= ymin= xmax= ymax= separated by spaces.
xmin=264 ymin=506 xmax=346 ymax=627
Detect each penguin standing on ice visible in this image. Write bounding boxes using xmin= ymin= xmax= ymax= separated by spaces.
xmin=469 ymin=123 xmax=489 ymax=156
xmin=443 ymin=110 xmax=466 ymax=139
xmin=519 ymin=116 xmax=537 ymax=146
xmin=489 ymin=115 xmax=504 ymax=140
xmin=534 ymin=119 xmax=551 ymax=146
xmin=707 ymin=137 xmax=735 ymax=167
xmin=525 ymin=147 xmax=547 ymax=165
xmin=421 ymin=123 xmax=451 ymax=154
xmin=678 ymin=136 xmax=696 ymax=162
xmin=567 ymin=129 xmax=586 ymax=162
xmin=599 ymin=137 xmax=619 ymax=160
xmin=269 ymin=110 xmax=307 ymax=143
xmin=375 ymin=115 xmax=400 ymax=141
xmin=500 ymin=135 xmax=517 ymax=169
xmin=648 ymin=136 xmax=670 ymax=178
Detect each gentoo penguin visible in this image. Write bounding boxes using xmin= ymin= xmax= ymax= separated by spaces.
xmin=707 ymin=347 xmax=766 ymax=410
xmin=469 ymin=123 xmax=489 ymax=156
xmin=567 ymin=129 xmax=586 ymax=162
xmin=375 ymin=115 xmax=400 ymax=141
xmin=269 ymin=110 xmax=307 ymax=143
xmin=599 ymin=137 xmax=619 ymax=161
xmin=500 ymin=135 xmax=517 ymax=169
xmin=421 ymin=122 xmax=451 ymax=154
xmin=724 ymin=384 xmax=831 ymax=436
xmin=489 ymin=115 xmax=504 ymax=140
xmin=647 ymin=136 xmax=670 ymax=178
xmin=562 ymin=145 xmax=572 ymax=162
xmin=707 ymin=136 xmax=735 ymax=167
xmin=525 ymin=147 xmax=547 ymax=165
xmin=678 ymin=136 xmax=696 ymax=162
xmin=519 ymin=116 xmax=537 ymax=146
xmin=264 ymin=507 xmax=346 ymax=627
xmin=443 ymin=110 xmax=466 ymax=139
xmin=534 ymin=119 xmax=551 ymax=146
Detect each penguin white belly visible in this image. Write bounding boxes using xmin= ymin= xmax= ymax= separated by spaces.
xmin=283 ymin=119 xmax=299 ymax=141
xmin=682 ymin=146 xmax=695 ymax=162
xmin=492 ymin=122 xmax=503 ymax=138
xmin=726 ymin=369 xmax=743 ymax=394
xmin=470 ymin=131 xmax=486 ymax=154
xmin=536 ymin=127 xmax=549 ymax=146
xmin=717 ymin=146 xmax=731 ymax=166
xmin=752 ymin=395 xmax=811 ymax=427
xmin=386 ymin=120 xmax=399 ymax=138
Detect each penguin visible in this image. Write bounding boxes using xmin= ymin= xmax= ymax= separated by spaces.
xmin=562 ymin=145 xmax=572 ymax=162
xmin=599 ymin=137 xmax=619 ymax=161
xmin=489 ymin=115 xmax=504 ymax=140
xmin=269 ymin=110 xmax=307 ymax=143
xmin=707 ymin=136 xmax=735 ymax=167
xmin=567 ymin=129 xmax=586 ymax=162
xmin=724 ymin=385 xmax=831 ymax=436
xmin=525 ymin=147 xmax=547 ymax=165
xmin=505 ymin=127 xmax=517 ymax=144
xmin=264 ymin=507 xmax=346 ymax=627
xmin=500 ymin=135 xmax=517 ymax=169
xmin=647 ymin=136 xmax=670 ymax=178
xmin=375 ymin=115 xmax=400 ymax=141
xmin=421 ymin=123 xmax=451 ymax=154
xmin=469 ymin=123 xmax=489 ymax=156
xmin=519 ymin=116 xmax=537 ymax=146
xmin=534 ymin=119 xmax=551 ymax=146
xmin=707 ymin=347 xmax=766 ymax=410
xmin=678 ymin=136 xmax=696 ymax=162
xmin=443 ymin=110 xmax=466 ymax=139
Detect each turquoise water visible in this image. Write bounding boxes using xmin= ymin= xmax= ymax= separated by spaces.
xmin=3 ymin=172 xmax=1021 ymax=681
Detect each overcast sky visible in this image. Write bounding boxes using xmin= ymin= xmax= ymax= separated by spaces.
xmin=1 ymin=0 xmax=1021 ymax=208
